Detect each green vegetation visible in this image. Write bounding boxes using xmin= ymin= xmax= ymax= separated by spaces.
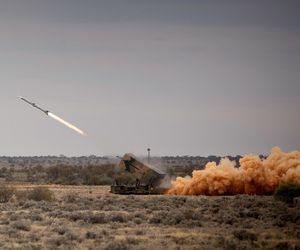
xmin=274 ymin=182 xmax=300 ymax=204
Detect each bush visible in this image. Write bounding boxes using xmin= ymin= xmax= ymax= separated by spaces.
xmin=86 ymin=231 xmax=97 ymax=239
xmin=27 ymin=187 xmax=55 ymax=201
xmin=104 ymin=239 xmax=129 ymax=250
xmin=86 ymin=175 xmax=113 ymax=185
xmin=274 ymin=183 xmax=300 ymax=204
xmin=63 ymin=193 xmax=79 ymax=203
xmin=0 ymin=185 xmax=15 ymax=203
xmin=149 ymin=210 xmax=187 ymax=225
xmin=11 ymin=219 xmax=31 ymax=231
xmin=85 ymin=213 xmax=107 ymax=224
xmin=108 ymin=212 xmax=130 ymax=223
xmin=65 ymin=231 xmax=80 ymax=241
xmin=233 ymin=229 xmax=257 ymax=241
xmin=68 ymin=212 xmax=85 ymax=221
xmin=45 ymin=235 xmax=66 ymax=247
xmin=14 ymin=190 xmax=27 ymax=201
xmin=52 ymin=225 xmax=68 ymax=235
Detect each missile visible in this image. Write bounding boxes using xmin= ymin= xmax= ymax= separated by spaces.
xmin=18 ymin=96 xmax=49 ymax=115
xmin=19 ymin=96 xmax=86 ymax=135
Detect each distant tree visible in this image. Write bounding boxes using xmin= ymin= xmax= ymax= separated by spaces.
xmin=274 ymin=183 xmax=300 ymax=204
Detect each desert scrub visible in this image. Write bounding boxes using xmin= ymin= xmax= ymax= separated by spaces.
xmin=68 ymin=211 xmax=86 ymax=222
xmin=52 ymin=225 xmax=69 ymax=235
xmin=65 ymin=230 xmax=81 ymax=242
xmin=233 ymin=229 xmax=258 ymax=241
xmin=149 ymin=210 xmax=185 ymax=225
xmin=62 ymin=193 xmax=79 ymax=203
xmin=11 ymin=219 xmax=31 ymax=231
xmin=0 ymin=185 xmax=15 ymax=203
xmin=27 ymin=187 xmax=55 ymax=201
xmin=45 ymin=235 xmax=67 ymax=247
xmin=14 ymin=190 xmax=28 ymax=202
xmin=107 ymin=211 xmax=130 ymax=223
xmin=86 ymin=231 xmax=97 ymax=239
xmin=85 ymin=175 xmax=113 ymax=185
xmin=85 ymin=212 xmax=107 ymax=224
xmin=104 ymin=237 xmax=129 ymax=250
xmin=29 ymin=212 xmax=43 ymax=221
xmin=274 ymin=183 xmax=300 ymax=204
xmin=9 ymin=213 xmax=21 ymax=221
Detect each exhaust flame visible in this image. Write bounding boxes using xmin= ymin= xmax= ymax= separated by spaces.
xmin=167 ymin=147 xmax=300 ymax=195
xmin=48 ymin=112 xmax=86 ymax=136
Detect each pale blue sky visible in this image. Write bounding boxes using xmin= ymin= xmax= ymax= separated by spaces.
xmin=0 ymin=0 xmax=299 ymax=156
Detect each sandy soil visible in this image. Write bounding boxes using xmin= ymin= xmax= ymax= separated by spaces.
xmin=8 ymin=184 xmax=111 ymax=199
xmin=0 ymin=184 xmax=299 ymax=250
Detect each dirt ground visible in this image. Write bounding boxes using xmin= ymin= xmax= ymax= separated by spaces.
xmin=0 ymin=185 xmax=299 ymax=250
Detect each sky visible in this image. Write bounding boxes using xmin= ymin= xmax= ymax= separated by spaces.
xmin=0 ymin=0 xmax=299 ymax=157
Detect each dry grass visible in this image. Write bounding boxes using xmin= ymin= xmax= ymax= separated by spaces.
xmin=0 ymin=185 xmax=299 ymax=249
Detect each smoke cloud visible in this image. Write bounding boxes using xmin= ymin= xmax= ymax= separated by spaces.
xmin=167 ymin=147 xmax=300 ymax=195
xmin=48 ymin=112 xmax=86 ymax=136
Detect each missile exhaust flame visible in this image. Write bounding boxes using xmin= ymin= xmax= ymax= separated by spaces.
xmin=48 ymin=112 xmax=86 ymax=136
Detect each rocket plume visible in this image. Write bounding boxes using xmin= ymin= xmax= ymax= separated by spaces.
xmin=167 ymin=147 xmax=300 ymax=195
xmin=48 ymin=112 xmax=86 ymax=136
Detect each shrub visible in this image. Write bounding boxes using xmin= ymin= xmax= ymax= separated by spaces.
xmin=233 ymin=229 xmax=257 ymax=241
xmin=275 ymin=242 xmax=291 ymax=250
xmin=11 ymin=219 xmax=31 ymax=231
xmin=68 ymin=212 xmax=85 ymax=221
xmin=108 ymin=212 xmax=129 ymax=223
xmin=7 ymin=228 xmax=21 ymax=238
xmin=65 ymin=230 xmax=80 ymax=241
xmin=28 ymin=232 xmax=40 ymax=242
xmin=15 ymin=190 xmax=28 ymax=201
xmin=30 ymin=213 xmax=43 ymax=221
xmin=85 ymin=213 xmax=107 ymax=224
xmin=133 ymin=217 xmax=142 ymax=224
xmin=135 ymin=229 xmax=145 ymax=235
xmin=0 ymin=185 xmax=14 ymax=203
xmin=86 ymin=231 xmax=97 ymax=239
xmin=149 ymin=211 xmax=166 ymax=224
xmin=52 ymin=225 xmax=68 ymax=235
xmin=27 ymin=187 xmax=55 ymax=201
xmin=274 ymin=183 xmax=300 ymax=204
xmin=9 ymin=213 xmax=20 ymax=221
xmin=63 ymin=193 xmax=79 ymax=203
xmin=86 ymin=175 xmax=113 ymax=185
xmin=149 ymin=210 xmax=185 ymax=225
xmin=45 ymin=235 xmax=66 ymax=247
xmin=104 ymin=239 xmax=129 ymax=250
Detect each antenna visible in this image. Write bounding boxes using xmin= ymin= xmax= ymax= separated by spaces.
xmin=147 ymin=148 xmax=150 ymax=164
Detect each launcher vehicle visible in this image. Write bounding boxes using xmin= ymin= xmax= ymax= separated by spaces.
xmin=111 ymin=153 xmax=167 ymax=194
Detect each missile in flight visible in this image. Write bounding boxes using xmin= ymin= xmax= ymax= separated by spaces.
xmin=18 ymin=96 xmax=86 ymax=136
xmin=19 ymin=96 xmax=49 ymax=115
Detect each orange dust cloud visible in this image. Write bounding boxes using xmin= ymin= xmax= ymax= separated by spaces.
xmin=167 ymin=147 xmax=300 ymax=195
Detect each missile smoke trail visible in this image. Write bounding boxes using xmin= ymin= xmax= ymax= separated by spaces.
xmin=167 ymin=147 xmax=300 ymax=195
xmin=48 ymin=112 xmax=86 ymax=136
